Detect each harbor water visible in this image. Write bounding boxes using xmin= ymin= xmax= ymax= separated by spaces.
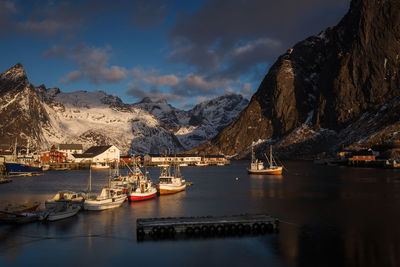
xmin=1 ymin=161 xmax=400 ymax=266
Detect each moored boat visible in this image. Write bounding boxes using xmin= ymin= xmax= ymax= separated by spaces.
xmin=0 ymin=201 xmax=40 ymax=216
xmin=127 ymin=169 xmax=157 ymax=201
xmin=4 ymin=162 xmax=43 ymax=175
xmin=83 ymin=165 xmax=126 ymax=211
xmin=83 ymin=187 xmax=126 ymax=210
xmin=91 ymin=162 xmax=110 ymax=170
xmin=42 ymin=200 xmax=80 ymax=221
xmin=45 ymin=191 xmax=84 ymax=209
xmin=159 ymin=163 xmax=186 ymax=195
xmin=248 ymin=146 xmax=283 ymax=175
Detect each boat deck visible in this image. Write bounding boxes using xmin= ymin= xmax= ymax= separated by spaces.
xmin=137 ymin=213 xmax=279 ymax=240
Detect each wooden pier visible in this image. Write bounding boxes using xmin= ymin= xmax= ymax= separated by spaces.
xmin=136 ymin=214 xmax=279 ymax=240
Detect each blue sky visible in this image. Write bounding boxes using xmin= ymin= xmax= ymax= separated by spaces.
xmin=0 ymin=0 xmax=349 ymax=109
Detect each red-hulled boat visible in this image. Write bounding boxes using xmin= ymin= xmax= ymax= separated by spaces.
xmin=127 ymin=179 xmax=157 ymax=201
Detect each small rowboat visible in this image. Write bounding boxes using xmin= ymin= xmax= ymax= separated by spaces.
xmin=0 ymin=201 xmax=40 ymax=217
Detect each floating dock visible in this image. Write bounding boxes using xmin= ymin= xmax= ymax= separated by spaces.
xmin=136 ymin=214 xmax=279 ymax=240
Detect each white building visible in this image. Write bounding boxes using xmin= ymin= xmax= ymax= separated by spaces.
xmin=72 ymin=145 xmax=120 ymax=163
xmin=57 ymin=144 xmax=83 ymax=162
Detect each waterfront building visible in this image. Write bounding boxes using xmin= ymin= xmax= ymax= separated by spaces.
xmin=72 ymin=145 xmax=120 ymax=163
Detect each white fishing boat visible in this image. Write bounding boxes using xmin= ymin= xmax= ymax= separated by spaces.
xmin=83 ymin=166 xmax=126 ymax=211
xmin=45 ymin=191 xmax=84 ymax=209
xmin=159 ymin=163 xmax=186 ymax=195
xmin=110 ymin=159 xmax=143 ymax=188
xmin=248 ymin=146 xmax=283 ymax=175
xmin=83 ymin=187 xmax=126 ymax=211
xmin=43 ymin=200 xmax=80 ymax=221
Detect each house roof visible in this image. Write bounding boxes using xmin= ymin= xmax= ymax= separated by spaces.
xmin=58 ymin=144 xmax=83 ymax=150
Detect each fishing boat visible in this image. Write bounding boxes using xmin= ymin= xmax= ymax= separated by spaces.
xmin=91 ymin=162 xmax=110 ymax=170
xmin=111 ymin=162 xmax=143 ymax=188
xmin=248 ymin=146 xmax=283 ymax=175
xmin=159 ymin=163 xmax=186 ymax=195
xmin=0 ymin=201 xmax=40 ymax=216
xmin=4 ymin=139 xmax=43 ymax=175
xmin=0 ymin=212 xmax=39 ymax=224
xmin=127 ymin=169 xmax=157 ymax=201
xmin=4 ymin=162 xmax=43 ymax=175
xmin=83 ymin=166 xmax=126 ymax=211
xmin=42 ymin=200 xmax=80 ymax=221
xmin=45 ymin=191 xmax=84 ymax=209
xmin=83 ymin=187 xmax=126 ymax=210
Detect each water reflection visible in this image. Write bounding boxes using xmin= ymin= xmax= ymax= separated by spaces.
xmin=1 ymin=161 xmax=400 ymax=266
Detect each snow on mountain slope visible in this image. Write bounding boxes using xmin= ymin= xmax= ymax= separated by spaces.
xmin=134 ymin=94 xmax=249 ymax=150
xmin=40 ymin=90 xmax=182 ymax=154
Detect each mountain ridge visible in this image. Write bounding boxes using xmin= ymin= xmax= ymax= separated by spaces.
xmin=190 ymin=0 xmax=400 ymax=159
xmin=0 ymin=63 xmax=248 ymax=154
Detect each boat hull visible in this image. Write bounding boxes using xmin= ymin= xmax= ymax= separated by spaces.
xmin=4 ymin=163 xmax=42 ymax=174
xmin=127 ymin=191 xmax=157 ymax=201
xmin=0 ymin=201 xmax=40 ymax=216
xmin=45 ymin=200 xmax=83 ymax=209
xmin=83 ymin=196 xmax=125 ymax=211
xmin=0 ymin=213 xmax=39 ymax=224
xmin=248 ymin=166 xmax=283 ymax=175
xmin=46 ymin=207 xmax=80 ymax=221
xmin=159 ymin=184 xmax=186 ymax=195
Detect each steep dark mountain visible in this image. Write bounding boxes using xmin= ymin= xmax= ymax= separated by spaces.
xmin=191 ymin=0 xmax=400 ymax=158
xmin=0 ymin=63 xmax=52 ymax=148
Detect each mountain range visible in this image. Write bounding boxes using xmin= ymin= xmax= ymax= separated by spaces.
xmin=2 ymin=0 xmax=399 ymax=160
xmin=191 ymin=0 xmax=400 ymax=159
xmin=0 ymin=63 xmax=248 ymax=154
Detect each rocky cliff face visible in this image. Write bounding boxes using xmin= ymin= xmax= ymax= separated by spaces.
xmin=0 ymin=64 xmax=52 ymax=148
xmin=191 ymin=0 xmax=400 ymax=158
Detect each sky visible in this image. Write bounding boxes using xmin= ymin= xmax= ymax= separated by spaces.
xmin=0 ymin=0 xmax=350 ymax=109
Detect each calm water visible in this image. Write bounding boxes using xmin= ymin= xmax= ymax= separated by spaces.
xmin=1 ymin=161 xmax=400 ymax=267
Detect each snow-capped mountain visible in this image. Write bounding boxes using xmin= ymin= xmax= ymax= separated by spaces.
xmin=133 ymin=94 xmax=249 ymax=150
xmin=0 ymin=63 xmax=248 ymax=154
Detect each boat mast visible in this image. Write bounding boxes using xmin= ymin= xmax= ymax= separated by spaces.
xmin=13 ymin=138 xmax=17 ymax=161
xmin=270 ymin=146 xmax=273 ymax=168
xmin=89 ymin=163 xmax=92 ymax=192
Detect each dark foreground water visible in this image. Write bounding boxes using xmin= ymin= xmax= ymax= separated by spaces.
xmin=1 ymin=161 xmax=400 ymax=267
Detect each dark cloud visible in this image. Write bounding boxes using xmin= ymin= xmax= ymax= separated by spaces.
xmin=132 ymin=0 xmax=171 ymax=29
xmin=167 ymin=0 xmax=349 ymax=79
xmin=0 ymin=1 xmax=16 ymax=36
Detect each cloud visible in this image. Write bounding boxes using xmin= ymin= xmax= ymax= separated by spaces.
xmin=239 ymin=83 xmax=252 ymax=99
xmin=44 ymin=43 xmax=128 ymax=84
xmin=16 ymin=19 xmax=80 ymax=36
xmin=133 ymin=68 xmax=179 ymax=86
xmin=167 ymin=0 xmax=349 ymax=80
xmin=132 ymin=0 xmax=170 ymax=29
xmin=0 ymin=1 xmax=16 ymax=35
xmin=126 ymin=84 xmax=183 ymax=103
xmin=172 ymin=73 xmax=228 ymax=97
xmin=13 ymin=1 xmax=88 ymax=38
